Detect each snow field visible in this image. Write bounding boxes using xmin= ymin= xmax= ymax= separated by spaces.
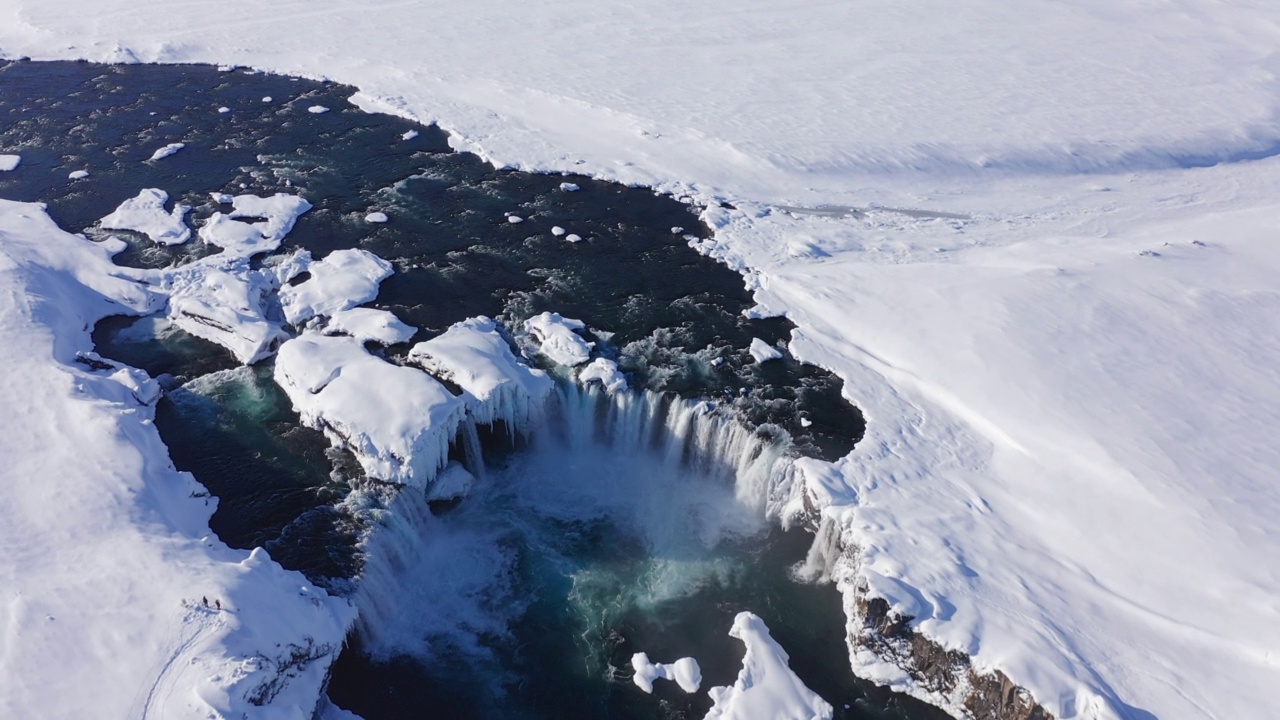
xmin=1 ymin=1 xmax=1279 ymax=717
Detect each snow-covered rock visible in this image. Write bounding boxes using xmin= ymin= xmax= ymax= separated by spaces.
xmin=163 ymin=260 xmax=286 ymax=365
xmin=199 ymin=192 xmax=312 ymax=258
xmin=308 ymin=105 xmax=330 ymax=113
xmin=408 ymin=316 xmax=552 ymax=428
xmin=559 ymin=182 xmax=579 ymax=192
xmin=99 ymin=188 xmax=191 ymax=246
xmin=274 ymin=333 xmax=466 ymax=487
xmin=578 ymin=357 xmax=626 ymax=393
xmin=631 ymin=653 xmax=701 ymax=694
xmin=0 ymin=154 xmax=19 ymax=171
xmin=67 ymin=169 xmax=89 ymax=179
xmin=364 ymin=211 xmax=388 ymax=223
xmin=523 ymin=311 xmax=593 ymax=367
xmin=321 ymin=307 xmax=416 ymax=345
xmin=705 ymin=612 xmax=832 ymax=720
xmin=278 ymin=248 xmax=393 ymax=326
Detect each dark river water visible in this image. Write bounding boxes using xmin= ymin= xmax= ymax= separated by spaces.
xmin=0 ymin=60 xmax=950 ymax=720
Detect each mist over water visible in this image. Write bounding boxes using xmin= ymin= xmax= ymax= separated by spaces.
xmin=0 ymin=60 xmax=948 ymax=719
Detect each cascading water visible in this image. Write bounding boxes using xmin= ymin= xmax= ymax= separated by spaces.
xmin=334 ymin=379 xmax=797 ymax=717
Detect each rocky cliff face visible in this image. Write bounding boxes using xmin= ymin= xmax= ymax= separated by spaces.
xmin=857 ymin=594 xmax=1052 ymax=720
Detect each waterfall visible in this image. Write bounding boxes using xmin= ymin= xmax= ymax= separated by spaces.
xmin=345 ymin=378 xmax=800 ymax=664
xmin=543 ymin=382 xmax=794 ymax=514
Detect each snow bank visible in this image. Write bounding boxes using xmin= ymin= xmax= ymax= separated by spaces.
xmin=99 ymin=188 xmax=191 ymax=245
xmin=523 ymin=311 xmax=592 ymax=367
xmin=631 ymin=653 xmax=701 ymax=694
xmin=274 ymin=333 xmax=466 ymax=486
xmin=278 ymin=248 xmax=392 ymax=326
xmin=705 ymin=612 xmax=832 ymax=720
xmin=408 ymin=316 xmax=552 ymax=428
xmin=200 ymin=192 xmax=312 ymax=258
xmin=0 ymin=154 xmax=19 ymax=171
xmin=0 ymin=199 xmax=353 ymax=720
xmin=148 ymin=141 xmax=185 ymax=160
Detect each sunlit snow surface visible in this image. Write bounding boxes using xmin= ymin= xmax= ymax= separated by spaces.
xmin=1 ymin=2 xmax=1280 ymax=720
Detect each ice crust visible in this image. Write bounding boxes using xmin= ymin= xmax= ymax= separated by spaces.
xmin=99 ymin=188 xmax=191 ymax=245
xmin=523 ymin=311 xmax=593 ymax=367
xmin=705 ymin=612 xmax=833 ymax=720
xmin=3 ymin=2 xmax=1280 ymax=718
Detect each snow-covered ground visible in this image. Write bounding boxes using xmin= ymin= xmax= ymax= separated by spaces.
xmin=2 ymin=1 xmax=1280 ymax=719
xmin=0 ymin=200 xmax=353 ymax=720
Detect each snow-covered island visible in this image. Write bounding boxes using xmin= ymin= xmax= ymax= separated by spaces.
xmin=2 ymin=2 xmax=1280 ymax=720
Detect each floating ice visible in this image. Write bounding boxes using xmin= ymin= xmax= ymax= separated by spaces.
xmin=275 ymin=333 xmax=466 ymax=486
xmin=0 ymin=154 xmax=20 ymax=171
xmin=523 ymin=311 xmax=593 ymax=367
xmin=322 ymin=307 xmax=417 ymax=345
xmin=671 ymin=226 xmax=684 ymax=234
xmin=631 ymin=653 xmax=702 ymax=694
xmin=748 ymin=338 xmax=783 ymax=363
xmin=559 ymin=182 xmax=579 ymax=192
xmin=67 ymin=169 xmax=89 ymax=179
xmin=578 ymin=357 xmax=627 ymax=393
xmin=148 ymin=142 xmax=185 ymax=161
xmin=551 ymin=225 xmax=566 ymax=236
xmin=507 ymin=215 xmax=524 ymax=224
xmin=217 ymin=106 xmax=230 ymax=113
xmin=364 ymin=211 xmax=388 ymax=223
xmin=100 ymin=188 xmax=191 ymax=246
xmin=262 ymin=96 xmax=272 ymax=102
xmin=278 ymin=248 xmax=393 ymax=326
xmin=565 ymin=233 xmax=583 ymax=243
xmin=401 ymin=129 xmax=418 ymax=141
xmin=408 ymin=316 xmax=553 ymax=428
xmin=705 ymin=613 xmax=832 ymax=720
xmin=308 ymin=105 xmax=330 ymax=114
